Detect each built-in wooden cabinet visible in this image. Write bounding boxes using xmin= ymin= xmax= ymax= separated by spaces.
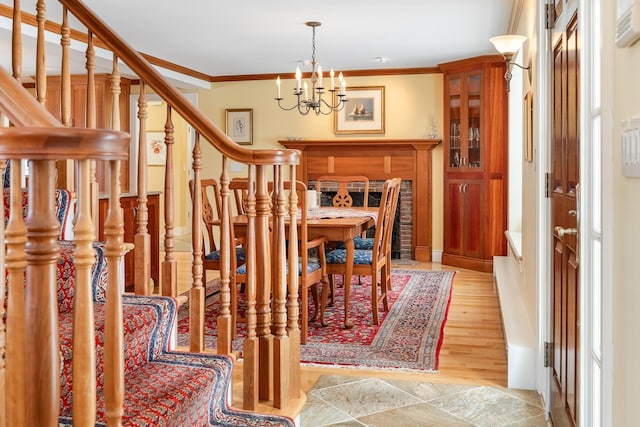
xmin=440 ymin=56 xmax=508 ymax=272
xmin=45 ymin=74 xmax=132 ymax=193
xmin=444 ymin=179 xmax=484 ymax=260
xmin=97 ymin=192 xmax=160 ymax=289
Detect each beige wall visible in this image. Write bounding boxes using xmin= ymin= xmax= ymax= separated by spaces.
xmin=610 ymin=5 xmax=640 ymax=423
xmin=194 ymin=73 xmax=445 ymax=251
xmin=518 ymin=0 xmax=540 ymax=357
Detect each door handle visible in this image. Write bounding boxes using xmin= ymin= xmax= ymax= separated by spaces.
xmin=554 ymin=226 xmax=577 ymax=238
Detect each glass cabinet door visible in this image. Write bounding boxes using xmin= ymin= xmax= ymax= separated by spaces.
xmin=447 ymin=71 xmax=483 ymax=171
xmin=466 ymin=73 xmax=482 ymax=169
xmin=447 ymin=76 xmax=462 ymax=169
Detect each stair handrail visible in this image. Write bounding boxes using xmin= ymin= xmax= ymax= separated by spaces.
xmin=0 ymin=66 xmax=59 ymax=127
xmin=57 ymin=0 xmax=299 ymax=168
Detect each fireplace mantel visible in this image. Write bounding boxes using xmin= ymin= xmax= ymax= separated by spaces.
xmin=279 ymin=139 xmax=441 ymax=261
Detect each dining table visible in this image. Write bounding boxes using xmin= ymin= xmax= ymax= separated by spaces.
xmin=233 ymin=206 xmax=376 ymax=329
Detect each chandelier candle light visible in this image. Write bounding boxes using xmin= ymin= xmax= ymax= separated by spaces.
xmin=275 ymin=21 xmax=348 ymax=115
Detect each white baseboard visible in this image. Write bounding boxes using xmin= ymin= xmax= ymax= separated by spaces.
xmin=431 ymin=250 xmax=443 ymax=263
xmin=494 ymin=255 xmax=537 ymax=390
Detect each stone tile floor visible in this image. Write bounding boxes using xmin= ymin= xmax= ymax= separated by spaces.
xmin=300 ymin=375 xmax=549 ymax=427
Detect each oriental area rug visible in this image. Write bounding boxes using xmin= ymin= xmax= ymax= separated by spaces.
xmin=176 ymin=269 xmax=455 ymax=372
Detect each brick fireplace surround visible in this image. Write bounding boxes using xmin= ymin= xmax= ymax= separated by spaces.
xmin=279 ymin=139 xmax=440 ymax=261
xmin=311 ymin=179 xmax=412 ymax=259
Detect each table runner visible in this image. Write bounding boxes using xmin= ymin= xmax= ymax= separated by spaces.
xmin=303 ymin=207 xmax=377 ymax=223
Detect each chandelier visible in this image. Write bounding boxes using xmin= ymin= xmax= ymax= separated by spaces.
xmin=275 ymin=21 xmax=348 ymax=116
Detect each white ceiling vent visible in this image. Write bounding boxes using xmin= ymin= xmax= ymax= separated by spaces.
xmin=617 ymin=0 xmax=640 ymax=48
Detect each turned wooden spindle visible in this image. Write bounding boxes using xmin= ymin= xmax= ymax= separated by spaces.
xmin=4 ymin=160 xmax=28 ymax=427
xmin=72 ymin=159 xmax=97 ymax=425
xmin=287 ymin=166 xmax=301 ymax=400
xmin=243 ymin=165 xmax=259 ymax=410
xmin=103 ymin=160 xmax=126 ymax=426
xmin=135 ymin=81 xmax=151 ymax=295
xmin=35 ymin=0 xmax=46 ymax=106
xmin=217 ymin=156 xmax=232 ymax=355
xmin=25 ymin=160 xmax=60 ymax=427
xmin=272 ymin=165 xmax=290 ymax=409
xmin=255 ymin=164 xmax=273 ymax=401
xmin=162 ymin=106 xmax=177 ymax=297
xmin=190 ymin=133 xmax=205 ymax=352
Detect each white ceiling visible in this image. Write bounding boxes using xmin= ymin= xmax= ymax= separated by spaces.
xmin=1 ymin=0 xmax=515 ymax=80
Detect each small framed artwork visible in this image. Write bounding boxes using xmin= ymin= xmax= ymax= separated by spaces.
xmin=334 ymin=86 xmax=385 ymax=134
xmin=225 ymin=108 xmax=253 ymax=145
xmin=146 ymin=131 xmax=166 ymax=165
xmin=524 ymin=91 xmax=533 ymax=162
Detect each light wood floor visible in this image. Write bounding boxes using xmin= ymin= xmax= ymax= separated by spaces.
xmin=169 ymin=252 xmax=507 ymax=418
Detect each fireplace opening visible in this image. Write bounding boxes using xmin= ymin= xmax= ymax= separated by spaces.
xmin=319 ymin=191 xmax=401 ymax=259
xmin=310 ymin=179 xmax=412 ymax=259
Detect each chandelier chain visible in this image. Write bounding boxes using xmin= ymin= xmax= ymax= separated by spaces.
xmin=311 ymin=25 xmax=317 ymax=66
xmin=274 ymin=21 xmax=348 ymax=116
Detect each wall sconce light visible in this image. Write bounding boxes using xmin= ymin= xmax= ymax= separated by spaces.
xmin=489 ymin=34 xmax=530 ymax=92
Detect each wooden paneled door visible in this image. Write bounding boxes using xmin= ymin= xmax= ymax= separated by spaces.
xmin=550 ymin=4 xmax=580 ymax=426
xmin=443 ymin=179 xmax=484 ymax=260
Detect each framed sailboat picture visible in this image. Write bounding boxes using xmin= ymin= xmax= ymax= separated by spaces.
xmin=334 ymin=86 xmax=385 ymax=134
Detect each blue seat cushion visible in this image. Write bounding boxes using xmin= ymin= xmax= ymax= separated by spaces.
xmin=353 ymin=237 xmax=374 ymax=250
xmin=205 ymin=246 xmax=246 ymax=262
xmin=325 ymin=248 xmax=373 ymax=265
xmin=237 ymin=258 xmax=320 ymax=275
xmin=335 ymin=237 xmax=374 ymax=250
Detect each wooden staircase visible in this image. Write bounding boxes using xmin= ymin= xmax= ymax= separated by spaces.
xmin=1 ymin=0 xmax=305 ymax=424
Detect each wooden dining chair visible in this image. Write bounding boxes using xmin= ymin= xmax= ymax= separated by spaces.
xmin=189 ymin=178 xmax=246 ymax=337
xmin=322 ymin=178 xmax=402 ymax=326
xmin=315 ymin=174 xmax=370 ymax=208
xmin=315 ymin=174 xmax=371 ymax=298
xmin=351 ymin=179 xmax=402 ymax=290
xmin=230 ymin=177 xmax=249 ymax=215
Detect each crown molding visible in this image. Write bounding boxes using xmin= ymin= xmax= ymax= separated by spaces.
xmin=1 ymin=6 xmax=444 ymax=84
xmin=210 ymin=66 xmax=442 ymax=83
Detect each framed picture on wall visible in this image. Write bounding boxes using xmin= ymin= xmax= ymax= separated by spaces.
xmin=524 ymin=91 xmax=533 ymax=162
xmin=146 ymin=131 xmax=166 ymax=165
xmin=334 ymin=86 xmax=385 ymax=134
xmin=225 ymin=108 xmax=253 ymax=145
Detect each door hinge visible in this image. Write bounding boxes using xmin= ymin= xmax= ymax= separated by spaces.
xmin=545 ymin=172 xmax=553 ymax=198
xmin=545 ymin=3 xmax=556 ymax=29
xmin=544 ymin=341 xmax=552 ymax=367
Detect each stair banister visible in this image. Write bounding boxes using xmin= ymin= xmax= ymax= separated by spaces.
xmin=0 ymin=66 xmax=59 ymax=127
xmin=57 ymin=0 xmax=299 ymax=167
xmin=4 ymin=0 xmax=305 ymax=414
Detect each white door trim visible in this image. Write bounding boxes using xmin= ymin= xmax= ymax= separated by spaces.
xmin=599 ymin=0 xmax=614 ymax=422
xmin=535 ymin=0 xmax=552 ymax=412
